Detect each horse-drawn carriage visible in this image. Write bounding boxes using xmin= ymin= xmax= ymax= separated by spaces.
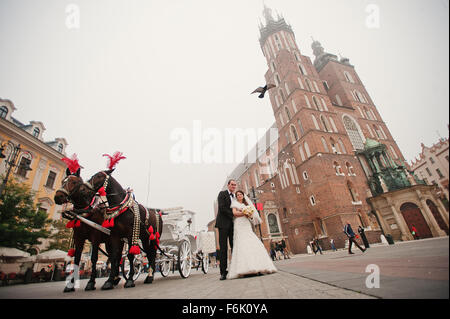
xmin=121 ymin=208 xmax=216 ymax=280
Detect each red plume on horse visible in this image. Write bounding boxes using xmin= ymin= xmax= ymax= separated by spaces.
xmin=102 ymin=151 xmax=126 ymax=170
xmin=61 ymin=153 xmax=81 ymax=176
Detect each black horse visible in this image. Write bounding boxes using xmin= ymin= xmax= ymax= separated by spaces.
xmin=82 ymin=169 xmax=163 ymax=290
xmin=54 ymin=168 xmax=121 ymax=292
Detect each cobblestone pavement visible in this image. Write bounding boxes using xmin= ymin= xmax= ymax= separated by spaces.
xmin=0 ymin=237 xmax=447 ymax=299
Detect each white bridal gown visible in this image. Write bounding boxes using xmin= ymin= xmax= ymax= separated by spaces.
xmin=227 ymin=201 xmax=277 ymax=279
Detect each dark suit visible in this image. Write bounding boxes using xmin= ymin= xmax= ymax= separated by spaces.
xmin=215 ymin=190 xmax=234 ymax=276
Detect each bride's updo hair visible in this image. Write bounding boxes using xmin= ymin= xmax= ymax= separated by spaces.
xmin=236 ymin=190 xmax=249 ymax=205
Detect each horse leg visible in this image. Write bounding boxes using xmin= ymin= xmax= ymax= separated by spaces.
xmin=64 ymin=239 xmax=84 ymax=293
xmin=101 ymin=238 xmax=121 ymax=290
xmin=143 ymin=239 xmax=156 ymax=284
xmin=85 ymin=240 xmax=99 ymax=291
xmin=124 ymin=238 xmax=136 ymax=288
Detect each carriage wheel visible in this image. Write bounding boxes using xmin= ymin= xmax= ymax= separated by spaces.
xmin=121 ymin=256 xmax=143 ymax=281
xmin=160 ymin=260 xmax=171 ymax=277
xmin=201 ymin=255 xmax=209 ymax=274
xmin=177 ymin=240 xmax=192 ymax=278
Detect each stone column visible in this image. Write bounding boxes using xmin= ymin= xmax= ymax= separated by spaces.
xmin=434 ymin=197 xmax=449 ymax=225
xmin=374 ymin=209 xmax=391 ymax=235
xmin=389 ymin=203 xmax=413 ymax=241
xmin=416 ymin=190 xmax=446 ymax=237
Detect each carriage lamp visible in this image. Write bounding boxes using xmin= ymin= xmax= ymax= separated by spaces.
xmin=0 ymin=141 xmax=33 ymax=197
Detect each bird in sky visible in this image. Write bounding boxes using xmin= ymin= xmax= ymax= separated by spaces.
xmin=251 ymin=83 xmax=276 ymax=98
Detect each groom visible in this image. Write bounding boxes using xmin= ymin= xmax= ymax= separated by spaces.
xmin=215 ymin=179 xmax=237 ymax=280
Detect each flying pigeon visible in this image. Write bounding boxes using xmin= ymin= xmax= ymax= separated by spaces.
xmin=251 ymin=84 xmax=276 ymax=99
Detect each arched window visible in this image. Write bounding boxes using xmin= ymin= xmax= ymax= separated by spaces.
xmin=304 ymin=95 xmax=311 ymax=108
xmin=330 ymin=138 xmax=341 ymax=154
xmin=297 ymin=119 xmax=304 ymax=135
xmin=268 ymin=214 xmax=280 ymax=234
xmin=313 ymin=81 xmax=320 ymax=93
xmin=271 ymin=61 xmax=276 ymax=72
xmin=305 ymin=79 xmax=313 ymax=92
xmin=290 ymin=125 xmax=299 ymax=143
xmin=285 ymin=106 xmax=291 ymax=120
xmin=346 ymin=162 xmax=355 ymax=175
xmin=338 ymin=138 xmax=347 ymax=154
xmin=344 ymin=71 xmax=354 ymax=83
xmin=320 ymin=115 xmax=331 ymax=132
xmin=304 ymin=141 xmax=311 ymax=157
xmin=298 ymin=63 xmax=307 ymax=75
xmin=274 ymin=74 xmax=281 ymax=86
xmin=285 ymin=82 xmax=290 ymax=95
xmin=33 ymin=127 xmax=40 ymax=138
xmin=294 ymin=51 xmax=300 ymax=62
xmin=299 ymin=145 xmax=306 ymax=162
xmin=321 ymin=137 xmax=329 ymax=152
xmin=298 ymin=77 xmax=305 ymax=90
xmin=389 ymin=145 xmax=399 ymax=159
xmin=329 ymin=117 xmax=338 ymax=132
xmin=347 ymin=181 xmax=360 ymax=202
xmin=334 ymin=161 xmax=344 ymax=175
xmin=373 ymin=124 xmax=383 ymax=139
xmin=279 ymin=89 xmax=285 ymax=103
xmin=321 ymin=98 xmax=328 ymax=111
xmin=343 ymin=116 xmax=365 ymax=150
xmin=0 ymin=106 xmax=8 ymax=119
xmin=312 ymin=96 xmax=322 ymax=110
xmin=335 ymin=94 xmax=343 ymax=106
xmin=311 ymin=115 xmax=320 ymax=130
xmin=58 ymin=143 xmax=64 ymax=153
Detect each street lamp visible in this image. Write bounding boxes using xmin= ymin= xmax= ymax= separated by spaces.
xmin=0 ymin=141 xmax=33 ymax=197
xmin=250 ymin=186 xmax=263 ymax=242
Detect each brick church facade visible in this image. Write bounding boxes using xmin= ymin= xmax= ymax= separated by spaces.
xmin=216 ymin=6 xmax=448 ymax=254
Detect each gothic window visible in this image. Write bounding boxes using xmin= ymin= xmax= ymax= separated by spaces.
xmin=285 ymin=82 xmax=290 ymax=95
xmin=305 ymin=79 xmax=313 ymax=92
xmin=292 ymin=99 xmax=297 ymax=113
xmin=389 ymin=145 xmax=398 ymax=159
xmin=313 ymin=81 xmax=320 ymax=93
xmin=335 ymin=94 xmax=343 ymax=106
xmin=321 ymin=98 xmax=328 ymax=111
xmin=299 ymin=145 xmax=306 ymax=161
xmin=297 ymin=119 xmax=304 ymax=135
xmin=285 ymin=107 xmax=291 ymax=120
xmin=312 ymin=96 xmax=322 ymax=110
xmin=304 ymin=141 xmax=311 ymax=157
xmin=346 ymin=162 xmax=355 ymax=175
xmin=343 ymin=116 xmax=365 ymax=150
xmin=320 ymin=115 xmax=331 ymax=132
xmin=338 ymin=139 xmax=347 ymax=154
xmin=33 ymin=127 xmax=40 ymax=138
xmin=304 ymin=95 xmax=311 ymax=108
xmin=373 ymin=125 xmax=383 ymax=139
xmin=329 ymin=138 xmax=338 ymax=154
xmin=294 ymin=51 xmax=300 ymax=62
xmin=268 ymin=213 xmax=280 ymax=234
xmin=344 ymin=71 xmax=354 ymax=83
xmin=0 ymin=106 xmax=8 ymax=119
xmin=321 ymin=137 xmax=329 ymax=152
xmin=311 ymin=115 xmax=320 ymax=130
xmin=329 ymin=117 xmax=338 ymax=132
xmin=298 ymin=63 xmax=307 ymax=75
xmin=279 ymin=89 xmax=285 ymax=102
xmin=333 ymin=161 xmax=344 ymax=175
xmin=298 ymin=77 xmax=305 ymax=90
xmin=290 ymin=125 xmax=299 ymax=143
xmin=309 ymin=195 xmax=316 ymax=206
xmin=323 ymin=81 xmax=330 ymax=91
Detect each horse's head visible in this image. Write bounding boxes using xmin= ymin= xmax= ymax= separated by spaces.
xmin=54 ymin=168 xmax=83 ymax=205
xmin=54 ymin=168 xmax=96 ymax=209
xmin=87 ymin=169 xmax=115 ymax=193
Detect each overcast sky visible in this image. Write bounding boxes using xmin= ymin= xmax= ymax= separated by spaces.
xmin=1 ymin=0 xmax=448 ymax=231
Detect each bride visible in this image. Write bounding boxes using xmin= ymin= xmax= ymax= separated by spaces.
xmin=227 ymin=190 xmax=277 ymax=279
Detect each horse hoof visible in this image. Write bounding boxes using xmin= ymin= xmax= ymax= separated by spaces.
xmin=144 ymin=276 xmax=153 ymax=284
xmin=101 ymin=281 xmax=114 ymax=290
xmin=113 ymin=277 xmax=121 ymax=286
xmin=85 ymin=282 xmax=96 ymax=291
xmin=124 ymin=280 xmax=135 ymax=288
xmin=63 ymin=286 xmax=75 ymax=293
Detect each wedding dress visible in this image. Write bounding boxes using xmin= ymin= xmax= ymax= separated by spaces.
xmin=227 ymin=198 xmax=277 ymax=279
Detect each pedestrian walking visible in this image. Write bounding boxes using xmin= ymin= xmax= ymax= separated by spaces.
xmin=281 ymin=239 xmax=290 ymax=259
xmin=314 ymin=237 xmax=323 ymax=255
xmin=358 ymin=226 xmax=370 ymax=249
xmin=343 ymin=221 xmax=366 ymax=254
xmin=330 ymin=238 xmax=337 ymax=251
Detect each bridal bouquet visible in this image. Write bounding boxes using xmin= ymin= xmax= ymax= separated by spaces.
xmin=242 ymin=205 xmax=255 ymax=218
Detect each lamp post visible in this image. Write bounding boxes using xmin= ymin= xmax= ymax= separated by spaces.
xmin=250 ymin=186 xmax=263 ymax=242
xmin=0 ymin=141 xmax=33 ymax=197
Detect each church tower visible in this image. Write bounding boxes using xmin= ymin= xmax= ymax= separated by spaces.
xmin=257 ymin=6 xmax=376 ymax=252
